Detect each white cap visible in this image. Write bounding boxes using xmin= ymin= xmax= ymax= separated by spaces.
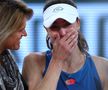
xmin=43 ymin=4 xmax=79 ymax=28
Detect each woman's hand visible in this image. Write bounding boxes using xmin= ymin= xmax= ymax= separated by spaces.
xmin=52 ymin=27 xmax=78 ymax=63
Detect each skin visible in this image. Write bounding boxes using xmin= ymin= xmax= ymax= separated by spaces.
xmin=22 ymin=18 xmax=108 ymax=90
xmin=0 ymin=17 xmax=27 ymax=53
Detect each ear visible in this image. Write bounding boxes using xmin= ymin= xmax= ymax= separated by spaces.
xmin=76 ymin=18 xmax=80 ymax=30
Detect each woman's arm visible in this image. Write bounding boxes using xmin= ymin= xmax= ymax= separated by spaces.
xmin=93 ymin=56 xmax=108 ymax=90
xmin=22 ymin=52 xmax=62 ymax=90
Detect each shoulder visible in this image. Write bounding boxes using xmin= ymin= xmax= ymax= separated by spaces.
xmin=91 ymin=55 xmax=108 ymax=85
xmin=24 ymin=52 xmax=45 ymax=63
xmin=24 ymin=52 xmax=46 ymax=61
xmin=23 ymin=51 xmax=46 ymax=72
xmin=92 ymin=55 xmax=108 ymax=68
xmin=22 ymin=51 xmax=46 ymax=82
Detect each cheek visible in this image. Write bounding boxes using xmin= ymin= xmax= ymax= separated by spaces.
xmin=47 ymin=29 xmax=60 ymax=42
xmin=7 ymin=38 xmax=18 ymax=45
xmin=7 ymin=35 xmax=20 ymax=45
xmin=49 ymin=31 xmax=59 ymax=39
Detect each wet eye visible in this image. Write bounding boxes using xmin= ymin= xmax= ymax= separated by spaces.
xmin=63 ymin=23 xmax=71 ymax=28
xmin=50 ymin=25 xmax=59 ymax=31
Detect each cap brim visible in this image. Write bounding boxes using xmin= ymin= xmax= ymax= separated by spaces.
xmin=43 ymin=12 xmax=77 ymax=28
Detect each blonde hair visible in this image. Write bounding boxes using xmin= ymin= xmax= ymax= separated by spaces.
xmin=0 ymin=0 xmax=33 ymax=47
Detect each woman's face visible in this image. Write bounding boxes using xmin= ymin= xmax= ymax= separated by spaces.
xmin=4 ymin=17 xmax=27 ymax=50
xmin=46 ymin=18 xmax=80 ymax=44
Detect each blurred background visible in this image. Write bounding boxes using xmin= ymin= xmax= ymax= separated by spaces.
xmin=12 ymin=0 xmax=108 ymax=72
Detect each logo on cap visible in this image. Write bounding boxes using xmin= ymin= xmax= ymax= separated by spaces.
xmin=53 ymin=6 xmax=64 ymax=13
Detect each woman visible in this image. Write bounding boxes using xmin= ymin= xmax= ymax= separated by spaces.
xmin=22 ymin=0 xmax=108 ymax=90
xmin=0 ymin=0 xmax=33 ymax=90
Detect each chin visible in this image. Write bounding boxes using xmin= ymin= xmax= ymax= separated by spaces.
xmin=11 ymin=48 xmax=19 ymax=50
xmin=15 ymin=48 xmax=19 ymax=50
xmin=11 ymin=45 xmax=20 ymax=50
xmin=15 ymin=46 xmax=20 ymax=50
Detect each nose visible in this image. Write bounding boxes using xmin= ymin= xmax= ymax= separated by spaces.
xmin=22 ymin=30 xmax=27 ymax=36
xmin=59 ymin=28 xmax=66 ymax=37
